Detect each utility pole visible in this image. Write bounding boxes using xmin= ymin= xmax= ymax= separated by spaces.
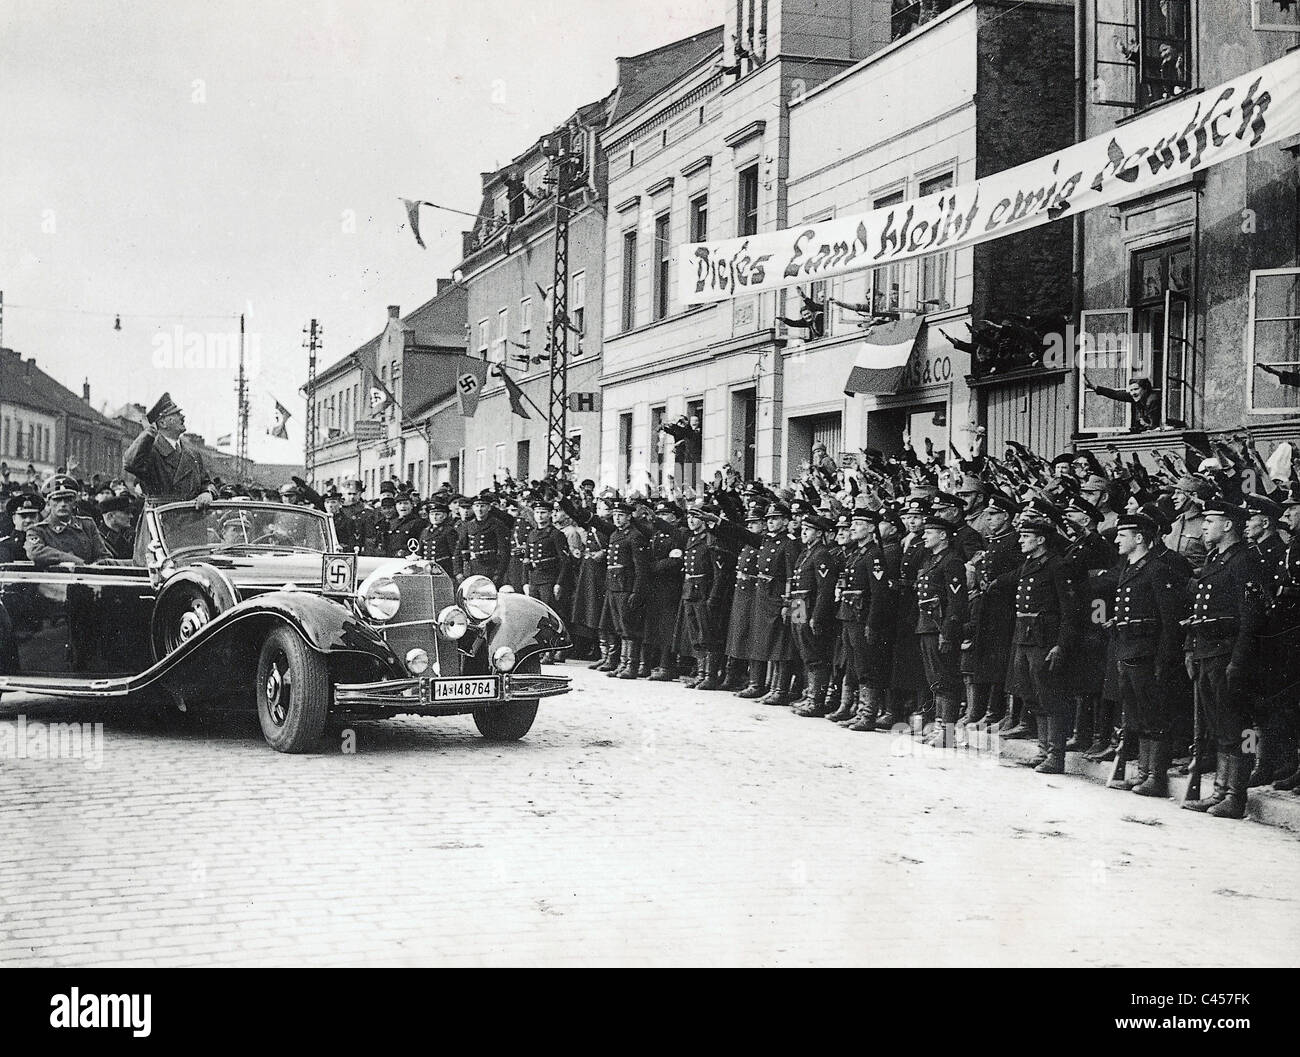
xmin=542 ymin=122 xmax=585 ymax=476
xmin=303 ymin=319 xmax=321 ymax=484
xmin=236 ymin=313 xmax=249 ymax=481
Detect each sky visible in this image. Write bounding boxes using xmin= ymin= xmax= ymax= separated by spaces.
xmin=0 ymin=0 xmax=721 ymax=464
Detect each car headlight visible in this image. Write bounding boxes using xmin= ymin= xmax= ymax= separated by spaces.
xmin=359 ymin=577 xmax=401 ymax=621
xmin=405 ymin=648 xmax=430 ymax=675
xmin=437 ymin=605 xmax=468 ymax=640
xmin=492 ymin=645 xmax=516 ymax=672
xmin=459 ymin=575 xmax=499 ymax=622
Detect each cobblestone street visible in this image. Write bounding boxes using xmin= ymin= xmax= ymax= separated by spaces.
xmin=2 ymin=665 xmax=1298 ymax=967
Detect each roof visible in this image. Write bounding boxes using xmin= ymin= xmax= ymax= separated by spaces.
xmin=607 ymin=26 xmax=724 ymax=126
xmin=0 ymin=348 xmax=121 ymax=430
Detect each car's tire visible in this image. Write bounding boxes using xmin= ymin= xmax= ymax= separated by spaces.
xmin=472 ymin=656 xmax=539 ymax=742
xmin=255 ymin=625 xmax=330 ymax=753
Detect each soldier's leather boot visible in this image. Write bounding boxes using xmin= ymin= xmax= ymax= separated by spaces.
xmin=1125 ymin=735 xmax=1150 ymax=790
xmin=875 ymin=691 xmax=901 ymax=731
xmin=606 ymin=639 xmax=629 ymax=677
xmin=637 ymin=647 xmax=656 ymax=679
xmin=760 ymin=663 xmax=793 ymax=705
xmin=1184 ymin=753 xmax=1229 ymax=811
xmin=720 ymin=657 xmax=747 ymax=691
xmin=827 ymin=680 xmax=858 ymax=723
xmin=796 ymin=666 xmax=832 ymax=717
xmin=1247 ymin=724 xmax=1287 ymax=788
xmin=1083 ymin=696 xmax=1112 ymax=760
xmin=1132 ymin=738 xmax=1171 ymax=797
xmin=1208 ymin=754 xmax=1249 ymax=819
xmin=649 ymin=651 xmax=679 ymax=681
xmin=614 ymin=641 xmax=639 ymax=679
xmin=1035 ymin=715 xmax=1066 ymax=774
xmin=1020 ymin=712 xmax=1049 ymax=767
xmin=592 ymin=639 xmax=618 ymax=671
xmin=1065 ymin=698 xmax=1092 ymax=752
xmin=736 ymin=661 xmax=767 ymax=698
xmin=696 ymin=652 xmax=724 ymax=691
xmin=846 ymin=687 xmax=883 ymax=731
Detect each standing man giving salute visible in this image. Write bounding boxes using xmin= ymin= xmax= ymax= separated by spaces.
xmin=123 ymin=393 xmax=215 ymax=507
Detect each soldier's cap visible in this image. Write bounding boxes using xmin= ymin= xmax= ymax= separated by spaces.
xmin=985 ymin=493 xmax=1020 ymax=516
xmin=220 ymin=510 xmax=253 ymax=529
xmin=146 ymin=391 xmax=181 ymax=424
xmin=427 ymin=499 xmax=450 ymax=513
xmin=1081 ymin=474 xmax=1109 ymax=492
xmin=811 ymin=442 xmax=827 ymax=453
xmin=1138 ymin=501 xmax=1173 ymax=535
xmin=850 ymin=508 xmax=878 ymax=525
xmin=579 ymin=479 xmax=595 ymax=489
xmin=395 ymin=491 xmax=415 ymax=505
xmin=1115 ymin=512 xmax=1160 ymax=537
xmin=931 ymin=491 xmax=962 ymax=509
xmin=922 ymin=515 xmax=955 ymax=534
xmin=473 ymin=490 xmax=494 ymax=503
xmin=1017 ymin=516 xmax=1056 ymax=537
xmin=98 ymin=494 xmax=133 ymax=515
xmin=1244 ymin=493 xmax=1283 ymax=521
xmin=342 ymin=477 xmax=364 ymax=490
xmin=686 ymin=500 xmax=719 ymax=517
xmin=911 ymin=483 xmax=939 ymax=500
xmin=804 ymin=513 xmax=834 ymax=532
xmin=1281 ymin=484 xmax=1300 ymax=509
xmin=835 ymin=514 xmax=851 ymax=530
xmin=278 ymin=482 xmax=299 ymax=496
xmin=1051 ymin=452 xmax=1075 ymax=467
xmin=46 ymin=475 xmax=79 ymax=500
xmin=1203 ymin=496 xmax=1248 ymax=523
xmin=957 ymin=475 xmax=986 ymax=496
xmin=611 ymin=499 xmax=636 ymax=515
xmin=656 ymin=499 xmax=683 ymax=517
xmin=766 ymin=500 xmax=792 ymax=518
xmin=378 ymin=495 xmax=397 ymax=508
xmin=530 ymin=495 xmax=554 ymax=510
xmin=323 ymin=488 xmax=343 ymax=500
xmin=901 ymin=497 xmax=930 ymax=517
xmin=6 ymin=494 xmax=41 ymax=517
xmin=378 ymin=481 xmax=397 ymax=495
xmin=789 ymin=499 xmax=815 ymax=516
xmin=1065 ymin=496 xmax=1102 ymax=523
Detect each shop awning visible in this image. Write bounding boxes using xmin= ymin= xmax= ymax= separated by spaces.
xmin=843 ymin=318 xmax=924 ymax=396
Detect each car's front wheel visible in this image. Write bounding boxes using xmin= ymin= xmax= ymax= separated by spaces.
xmin=255 ymin=625 xmax=329 ymax=753
xmin=472 ymin=656 xmax=539 ymax=741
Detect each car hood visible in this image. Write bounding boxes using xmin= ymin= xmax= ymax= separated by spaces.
xmin=176 ymin=551 xmax=391 ymax=592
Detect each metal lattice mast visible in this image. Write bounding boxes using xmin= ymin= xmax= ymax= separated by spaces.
xmin=303 ymin=319 xmax=320 ymax=482
xmin=545 ymin=124 xmax=582 ymax=475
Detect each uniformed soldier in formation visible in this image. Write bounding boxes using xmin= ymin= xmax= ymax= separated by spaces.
xmin=643 ymin=500 xmax=686 ymax=681
xmin=337 ymin=478 xmax=379 ymax=554
xmin=1243 ymin=493 xmax=1293 ymax=786
xmin=718 ymin=499 xmax=768 ymax=698
xmin=884 ymin=496 xmax=931 ymax=731
xmin=418 ymin=499 xmax=460 ymax=580
xmin=672 ymin=501 xmax=728 ymax=690
xmin=958 ymin=492 xmax=1020 ymax=734
xmin=1108 ymin=510 xmax=1187 ymax=798
xmin=389 ymin=492 xmax=426 ymax=558
xmin=784 ymin=511 xmax=838 ymax=718
xmin=1182 ymin=498 xmax=1264 ymax=819
xmin=601 ymin=499 xmax=651 ymax=679
xmin=24 ymin=476 xmax=111 ymax=568
xmin=914 ymin=513 xmax=968 ymax=747
xmin=457 ymin=491 xmax=511 ymax=583
xmin=1061 ymin=496 xmax=1118 ymax=754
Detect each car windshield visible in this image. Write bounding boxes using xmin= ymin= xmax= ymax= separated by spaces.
xmin=155 ymin=503 xmax=331 ymax=556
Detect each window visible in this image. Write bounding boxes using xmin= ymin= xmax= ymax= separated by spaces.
xmin=567 ymin=431 xmax=581 ymax=470
xmin=622 ymin=228 xmax=638 ymax=332
xmin=1248 ymin=269 xmax=1300 ymax=414
xmin=653 ymin=213 xmax=671 ymax=321
xmin=494 ymin=443 xmax=506 ymax=478
xmin=1093 ymin=0 xmax=1191 ymax=109
xmin=690 ymin=194 xmax=708 ymax=243
xmin=1077 ymin=239 xmax=1192 ymax=433
xmin=869 ymin=190 xmax=906 ymax=314
xmin=520 ymin=296 xmax=532 ymax=349
xmin=571 ymin=271 xmax=586 ymax=340
xmin=516 ymin=439 xmax=530 ymax=480
xmin=918 ymin=173 xmax=953 ymax=311
xmin=477 ymin=318 xmax=490 ymax=356
xmin=737 ymin=165 xmax=759 ymax=236
xmin=496 ymin=307 xmax=509 ymax=360
xmin=617 ymin=411 xmax=633 ymax=488
xmin=650 ymin=405 xmax=667 ymax=485
xmin=675 ymin=398 xmax=704 ymax=490
xmin=475 ymin=447 xmax=486 ymax=489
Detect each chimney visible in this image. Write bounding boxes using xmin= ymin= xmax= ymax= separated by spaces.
xmin=82 ymin=378 xmax=90 ymax=402
xmin=437 ymin=278 xmax=452 ymax=295
xmin=25 ymin=357 xmax=34 ymax=380
xmin=387 ymin=305 xmax=401 ymax=320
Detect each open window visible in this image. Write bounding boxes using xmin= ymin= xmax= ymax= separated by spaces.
xmin=1248 ymin=268 xmax=1300 ymax=414
xmin=1092 ymin=0 xmax=1191 ymax=109
xmin=1078 ymin=308 xmax=1133 ymax=434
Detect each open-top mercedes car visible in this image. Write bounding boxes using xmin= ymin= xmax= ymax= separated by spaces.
xmin=0 ymin=501 xmax=572 ymax=752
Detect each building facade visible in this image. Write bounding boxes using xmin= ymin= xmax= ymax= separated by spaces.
xmin=1075 ymin=0 xmax=1300 ymax=457
xmin=307 ymin=282 xmax=469 ymax=495
xmin=783 ymin=0 xmax=1075 ymax=466
xmin=456 ymin=97 xmax=611 ymax=493
xmin=0 ymin=347 xmax=125 ymax=482
xmin=598 ymin=2 xmax=919 ymax=491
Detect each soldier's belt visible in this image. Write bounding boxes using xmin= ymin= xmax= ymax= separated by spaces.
xmin=1181 ymin=616 xmax=1237 ymax=629
xmin=735 ymin=573 xmax=750 ymax=581
xmin=607 ymin=564 xmax=624 ymax=570
xmin=1016 ymin=611 xmax=1043 ymax=618
xmin=839 ymin=590 xmax=863 ymax=599
xmin=918 ymin=596 xmax=940 ymax=606
xmin=756 ymin=574 xmax=774 ymax=582
xmin=790 ymin=588 xmax=811 ymax=596
xmin=531 ymin=556 xmax=560 ymax=565
xmin=1113 ymin=618 xmax=1157 ymax=628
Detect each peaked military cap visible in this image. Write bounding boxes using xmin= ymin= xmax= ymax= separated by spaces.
xmin=146 ymin=392 xmax=181 ymax=424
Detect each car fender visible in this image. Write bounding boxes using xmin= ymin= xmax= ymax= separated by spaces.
xmin=483 ymin=590 xmax=571 ymax=666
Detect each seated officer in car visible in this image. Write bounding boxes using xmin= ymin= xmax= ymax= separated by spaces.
xmin=24 ymin=477 xmax=110 ymax=569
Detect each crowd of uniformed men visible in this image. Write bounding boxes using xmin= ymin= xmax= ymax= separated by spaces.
xmin=6 ymin=392 xmax=1300 ymax=822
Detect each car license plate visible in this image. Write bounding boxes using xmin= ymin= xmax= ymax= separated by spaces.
xmin=424 ymin=677 xmax=499 ymax=703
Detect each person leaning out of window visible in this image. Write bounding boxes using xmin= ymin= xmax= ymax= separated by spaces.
xmin=1083 ymin=374 xmax=1162 ymax=432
